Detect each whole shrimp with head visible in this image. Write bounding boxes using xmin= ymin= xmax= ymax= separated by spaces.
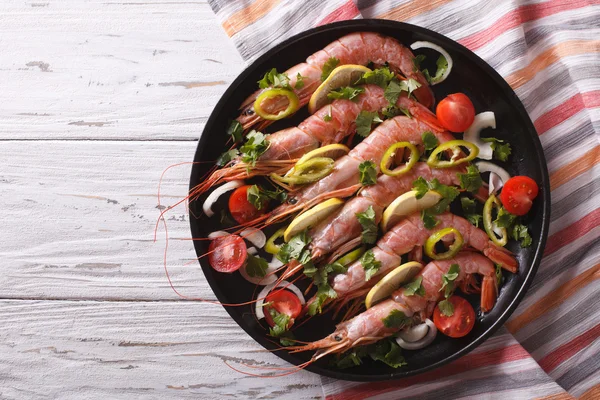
xmin=238 ymin=32 xmax=435 ymax=131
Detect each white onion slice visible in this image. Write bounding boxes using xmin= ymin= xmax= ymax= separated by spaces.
xmin=410 ymin=41 xmax=453 ymax=84
xmin=241 ymin=227 xmax=266 ymax=249
xmin=464 ymin=112 xmax=496 ymax=160
xmin=396 ymin=319 xmax=437 ymax=350
xmin=207 ymin=230 xmax=230 ymax=239
xmin=475 ymin=161 xmax=511 ymax=194
xmin=246 ymin=246 xmax=258 ymax=256
xmin=397 ymin=322 xmax=429 ymax=342
xmin=202 ymin=180 xmax=244 ymax=217
xmin=255 ymin=280 xmax=306 ymax=320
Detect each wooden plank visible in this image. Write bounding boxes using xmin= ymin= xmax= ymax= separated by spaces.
xmin=0 ymin=0 xmax=245 ymax=140
xmin=0 ymin=299 xmax=323 ymax=399
xmin=1 ymin=140 xmax=220 ymax=300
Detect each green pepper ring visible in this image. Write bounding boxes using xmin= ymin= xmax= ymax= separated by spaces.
xmin=270 ymin=157 xmax=334 ymax=185
xmin=265 ymin=227 xmax=286 ymax=255
xmin=424 ymin=227 xmax=465 ymax=260
xmin=380 ymin=141 xmax=420 ymax=176
xmin=483 ymin=194 xmax=508 ymax=247
xmin=427 ymin=139 xmax=479 ymax=168
xmin=253 ymin=88 xmax=299 ymax=121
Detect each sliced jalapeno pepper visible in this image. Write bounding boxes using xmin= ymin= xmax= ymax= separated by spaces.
xmin=265 ymin=228 xmax=286 ymax=255
xmin=427 ymin=140 xmax=479 ymax=168
xmin=380 ymin=141 xmax=419 ymax=176
xmin=336 ymin=246 xmax=366 ymax=267
xmin=253 ymin=89 xmax=299 ymax=121
xmin=424 ymin=227 xmax=464 ymax=260
xmin=270 ymin=157 xmax=334 ymax=185
xmin=483 ymin=194 xmax=508 ymax=246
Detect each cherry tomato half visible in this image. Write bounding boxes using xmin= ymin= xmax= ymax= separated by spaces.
xmin=208 ymin=235 xmax=247 ymax=273
xmin=433 ymin=296 xmax=476 ymax=338
xmin=228 ymin=185 xmax=268 ymax=224
xmin=500 ymin=176 xmax=539 ymax=216
xmin=263 ymin=289 xmax=302 ymax=328
xmin=436 ymin=93 xmax=476 ymax=133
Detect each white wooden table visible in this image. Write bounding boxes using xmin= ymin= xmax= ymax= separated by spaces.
xmin=0 ymin=1 xmax=324 ymax=398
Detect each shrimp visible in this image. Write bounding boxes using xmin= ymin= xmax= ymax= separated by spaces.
xmin=263 ymin=115 xmax=455 ymax=227
xmin=238 ymin=32 xmax=435 ymax=130
xmin=287 ymin=252 xmax=498 ymax=364
xmin=187 ymin=85 xmax=440 ymax=204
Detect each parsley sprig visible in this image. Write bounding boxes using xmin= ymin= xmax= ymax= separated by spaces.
xmin=438 ymin=264 xmax=460 ymax=316
xmin=412 ymin=177 xmax=460 ymax=229
xmin=355 ymin=111 xmax=383 ymax=138
xmin=247 ymin=185 xmax=287 ymax=210
xmin=258 ymin=68 xmax=292 ymax=90
xmin=458 ymin=164 xmax=483 ymax=193
xmin=356 ymin=205 xmax=378 ymax=245
xmin=358 ymin=161 xmax=378 ymax=186
xmin=360 ymin=249 xmax=381 ymax=281
xmin=240 ymin=130 xmax=269 ymax=166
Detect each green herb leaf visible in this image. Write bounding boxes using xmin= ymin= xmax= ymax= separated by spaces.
xmin=333 ymin=347 xmax=368 ymax=369
xmin=245 ymin=255 xmax=269 ymax=278
xmin=247 ymin=185 xmax=287 ymax=210
xmin=424 ymin=55 xmax=448 ymax=84
xmin=495 ymin=264 xmax=503 ymax=286
xmin=438 ymin=298 xmax=454 ymax=316
xmin=323 ymin=113 xmax=332 ymax=122
xmin=382 ymin=309 xmax=410 ymax=329
xmin=384 ymin=78 xmax=402 ymax=105
xmin=227 ymin=120 xmax=243 ymax=143
xmin=268 ymin=308 xmax=291 ymax=337
xmin=294 ymin=73 xmax=305 ymax=89
xmin=403 ymin=276 xmax=425 ymax=297
xmin=458 ymin=165 xmax=483 ymax=193
xmin=360 ymin=249 xmax=381 ymax=281
xmin=358 ymin=160 xmax=378 ymax=186
xmin=495 ymin=206 xmax=517 ymax=228
xmin=467 ymin=214 xmax=483 ymax=227
xmin=413 ymin=54 xmax=426 ymax=71
xmin=511 ymin=223 xmax=532 ymax=247
xmin=427 ymin=179 xmax=460 ymax=214
xmin=307 ymin=282 xmax=338 ymax=316
xmin=321 ymin=57 xmax=340 ymax=81
xmin=327 ymin=86 xmax=365 ymax=101
xmin=277 ymin=230 xmax=311 ymax=263
xmin=422 ymin=131 xmax=439 ymax=151
xmin=440 ymin=264 xmax=460 ymax=298
xmin=258 ymin=68 xmax=292 ymax=90
xmin=240 ymin=130 xmax=269 ymax=166
xmin=279 ymin=332 xmax=296 ymax=346
xmin=412 ymin=177 xmax=429 ymax=199
xmin=356 ymin=205 xmax=378 ymax=245
xmin=381 ymin=105 xmax=402 ymax=119
xmin=355 ymin=110 xmax=383 ymax=137
xmin=461 ymin=197 xmax=483 ymax=227
xmin=368 ymin=339 xmax=407 ymax=368
xmin=357 ymin=67 xmax=395 ymax=88
xmin=483 ymin=138 xmax=512 ymax=162
xmin=216 ymin=149 xmax=239 ymax=167
xmin=421 ymin=209 xmax=439 ymax=229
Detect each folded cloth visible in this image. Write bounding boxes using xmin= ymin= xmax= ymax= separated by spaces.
xmin=208 ymin=1 xmax=600 ymax=398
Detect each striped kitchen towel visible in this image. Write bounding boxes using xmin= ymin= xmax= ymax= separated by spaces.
xmin=208 ymin=0 xmax=600 ymax=398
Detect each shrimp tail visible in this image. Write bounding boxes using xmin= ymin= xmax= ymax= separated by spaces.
xmin=481 ymin=275 xmax=498 ymax=313
xmin=483 ymin=241 xmax=518 ymax=273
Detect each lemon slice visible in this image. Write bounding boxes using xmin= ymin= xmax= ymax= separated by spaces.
xmin=308 ymin=64 xmax=372 ymax=114
xmin=380 ymin=190 xmax=442 ymax=232
xmin=365 ymin=262 xmax=423 ymax=308
xmin=336 ymin=246 xmax=366 ymax=266
xmin=283 ymin=198 xmax=344 ymax=242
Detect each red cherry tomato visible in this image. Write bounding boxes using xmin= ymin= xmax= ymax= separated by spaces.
xmin=228 ymin=185 xmax=268 ymax=224
xmin=263 ymin=289 xmax=302 ymax=328
xmin=436 ymin=93 xmax=476 ymax=132
xmin=207 ymin=235 xmax=247 ymax=273
xmin=500 ymin=176 xmax=539 ymax=216
xmin=433 ymin=296 xmax=476 ymax=338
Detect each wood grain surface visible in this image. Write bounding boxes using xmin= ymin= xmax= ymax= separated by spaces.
xmin=0 ymin=1 xmax=324 ymax=398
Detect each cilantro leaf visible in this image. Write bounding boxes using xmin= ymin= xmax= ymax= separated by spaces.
xmin=227 ymin=120 xmax=243 ymax=143
xmin=294 ymin=73 xmax=305 ymax=89
xmin=413 ymin=54 xmax=426 ymax=71
xmin=403 ymin=276 xmax=425 ymax=297
xmin=328 ymin=86 xmax=365 ymax=101
xmin=356 ymin=67 xmax=395 ymax=88
xmin=307 ymin=282 xmax=337 ymax=316
xmin=427 ymin=179 xmax=460 ymax=214
xmin=423 ymin=55 xmax=448 ymax=84
xmin=245 ymin=255 xmax=268 ymax=278
xmin=279 ymin=332 xmax=296 ymax=346
xmin=440 ymin=264 xmax=460 ymax=298
xmin=360 ymin=249 xmax=381 ymax=281
xmin=421 ymin=209 xmax=439 ymax=229
xmin=438 ymin=299 xmax=454 ymax=316
xmin=333 ymin=347 xmax=368 ymax=369
xmin=496 ymin=264 xmax=503 ymax=286
xmin=268 ymin=308 xmax=291 ymax=337
xmin=381 ymin=104 xmax=411 ymax=119
xmin=412 ymin=177 xmax=429 ymax=199
xmin=358 ymin=160 xmax=378 ymax=186
xmin=323 ymin=113 xmax=332 ymax=122
xmin=461 ymin=197 xmax=482 ymax=227
xmin=247 ymin=185 xmax=286 ymax=210
xmin=382 ymin=309 xmax=410 ymax=329
xmin=356 ymin=205 xmax=378 ymax=245
xmin=422 ymin=131 xmax=439 ymax=151
xmin=511 ymin=223 xmax=532 ymax=247
xmin=483 ymin=138 xmax=512 ymax=162
xmin=355 ymin=110 xmax=383 ymax=137
xmin=321 ymin=57 xmax=340 ymax=81
xmin=216 ymin=148 xmax=239 ymax=167
xmin=467 ymin=214 xmax=482 ymax=227
xmin=495 ymin=206 xmax=517 ymax=228
xmin=258 ymin=68 xmax=291 ymax=90
xmin=368 ymin=339 xmax=407 ymax=368
xmin=277 ymin=230 xmax=311 ymax=263
xmin=458 ymin=165 xmax=483 ymax=193
xmin=384 ymin=79 xmax=402 ymax=104
xmin=240 ymin=130 xmax=269 ymax=166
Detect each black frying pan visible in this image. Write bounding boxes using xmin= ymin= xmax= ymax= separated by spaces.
xmin=188 ymin=20 xmax=550 ymax=381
